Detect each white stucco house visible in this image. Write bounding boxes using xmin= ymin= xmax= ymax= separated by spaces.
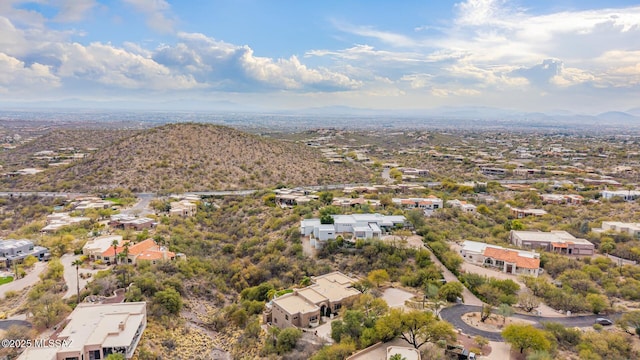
xmin=301 ymin=214 xmax=406 ymax=249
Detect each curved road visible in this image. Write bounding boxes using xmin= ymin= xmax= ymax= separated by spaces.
xmin=440 ymin=305 xmax=619 ymax=341
xmin=0 ymin=262 xmax=46 ymax=299
xmin=0 ymin=319 xmax=31 ymax=331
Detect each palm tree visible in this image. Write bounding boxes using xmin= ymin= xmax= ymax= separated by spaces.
xmin=118 ymin=242 xmax=131 ymax=287
xmin=111 ymin=239 xmax=119 ymax=266
xmin=72 ymin=259 xmax=83 ymax=304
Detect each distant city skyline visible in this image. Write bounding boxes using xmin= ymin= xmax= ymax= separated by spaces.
xmin=1 ymin=0 xmax=639 ymax=113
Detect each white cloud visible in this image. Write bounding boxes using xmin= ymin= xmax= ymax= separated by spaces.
xmin=332 ymin=21 xmax=419 ymax=47
xmin=153 ymin=32 xmax=361 ymax=91
xmin=0 ymin=52 xmax=60 ymax=92
xmin=52 ymin=42 xmax=199 ymax=90
xmin=430 ymin=87 xmax=481 ymax=97
xmin=121 ymin=0 xmax=176 ymax=33
xmin=54 ymin=0 xmax=97 ymax=22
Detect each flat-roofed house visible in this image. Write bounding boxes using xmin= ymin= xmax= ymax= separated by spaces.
xmin=447 ymin=199 xmax=477 ymax=213
xmin=108 ymin=215 xmax=155 ymax=231
xmin=541 ymin=194 xmax=584 ymax=205
xmin=42 ymin=213 xmax=91 ymax=233
xmin=509 ymin=207 xmax=547 ymax=218
xmin=509 ymin=230 xmax=594 ymax=256
xmin=18 ymin=302 xmax=147 ymax=360
xmin=264 ymin=272 xmax=360 ymax=329
xmin=0 ymin=239 xmax=50 ymax=267
xmin=601 ymin=190 xmax=640 ymax=201
xmin=301 ymin=214 xmax=406 ymax=249
xmin=598 ymin=221 xmax=640 ymax=238
xmin=169 ymin=200 xmax=197 ymax=217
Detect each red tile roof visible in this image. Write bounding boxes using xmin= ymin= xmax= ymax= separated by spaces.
xmin=483 ymin=247 xmax=540 ymax=269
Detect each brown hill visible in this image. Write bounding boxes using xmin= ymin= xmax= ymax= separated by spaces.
xmin=0 ymin=129 xmax=139 ymax=171
xmin=4 ymin=123 xmax=371 ymax=192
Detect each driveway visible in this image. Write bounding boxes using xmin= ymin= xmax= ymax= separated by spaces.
xmin=384 ymin=235 xmax=483 ymax=306
xmin=0 ymin=261 xmax=46 ymax=299
xmin=440 ymin=304 xmax=620 ymax=341
xmin=428 ymin=250 xmax=483 ymax=306
xmin=60 ymin=254 xmax=103 ymax=300
xmin=382 ymin=288 xmax=415 ymax=309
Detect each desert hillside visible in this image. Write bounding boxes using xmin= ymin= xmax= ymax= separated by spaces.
xmin=3 ymin=123 xmax=371 ymax=192
xmin=0 ymin=129 xmax=140 ymax=170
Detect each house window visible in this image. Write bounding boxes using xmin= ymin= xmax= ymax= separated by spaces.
xmin=333 ymin=304 xmax=341 ymax=311
xmin=89 ymin=350 xmax=101 ymax=359
xmin=285 ymin=315 xmax=289 ymax=320
xmin=310 ymin=316 xmax=318 ymax=322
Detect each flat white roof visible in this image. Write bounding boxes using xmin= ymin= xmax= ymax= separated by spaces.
xmin=83 ymin=235 xmax=123 ymax=253
xmin=301 ymin=219 xmax=321 ymax=227
xmin=273 ymin=293 xmax=319 ymax=314
xmin=512 ymin=230 xmax=593 ymax=245
xmin=318 ymin=224 xmax=336 ymax=231
xmin=58 ymin=302 xmax=146 ymax=353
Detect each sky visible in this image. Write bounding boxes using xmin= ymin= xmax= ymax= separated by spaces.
xmin=1 ymin=0 xmax=640 ymax=113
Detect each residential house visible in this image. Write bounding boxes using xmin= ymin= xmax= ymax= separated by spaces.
xmin=169 ymin=200 xmax=197 ymax=217
xmin=508 ymin=207 xmax=547 ymax=218
xmin=398 ymin=167 xmax=429 ymax=177
xmin=540 ymin=194 xmax=584 ymax=205
xmin=480 ymin=167 xmax=507 ymax=176
xmin=18 ymin=302 xmax=147 ymax=360
xmin=595 ymin=221 xmax=640 ymax=238
xmin=513 ymin=168 xmax=542 ymax=176
xmin=460 ymin=240 xmax=541 ymax=277
xmin=99 ymin=238 xmax=176 ymax=265
xmin=0 ymin=239 xmax=50 ymax=267
xmin=447 ymin=199 xmax=477 ymax=213
xmin=73 ymin=197 xmax=115 ymax=211
xmin=509 ymin=230 xmax=594 ymax=256
xmin=343 ymin=186 xmax=379 ymax=194
xmin=331 ymin=197 xmax=380 ymax=209
xmin=393 ymin=196 xmax=443 ymax=215
xmin=601 ymin=190 xmax=640 ymax=201
xmin=301 ymin=214 xmax=406 ymax=249
xmin=82 ymin=235 xmax=123 ymax=261
xmin=42 ymin=212 xmax=91 ymax=233
xmin=273 ymin=188 xmax=317 ymax=207
xmin=108 ymin=215 xmax=155 ymax=231
xmin=264 ymin=272 xmax=360 ymax=329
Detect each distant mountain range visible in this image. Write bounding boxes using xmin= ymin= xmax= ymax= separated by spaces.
xmin=1 ymin=101 xmax=639 ymax=130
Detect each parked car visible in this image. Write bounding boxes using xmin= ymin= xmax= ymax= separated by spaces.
xmin=595 ymin=318 xmax=613 ymax=326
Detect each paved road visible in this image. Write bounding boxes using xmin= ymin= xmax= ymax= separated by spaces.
xmin=440 ymin=304 xmax=620 ymax=341
xmin=0 ymin=178 xmax=553 ymax=200
xmin=120 ymin=193 xmax=155 ymax=217
xmin=0 ymin=319 xmax=31 ymax=331
xmin=0 ymin=262 xmax=46 ymax=299
xmin=0 ymin=192 xmax=87 ymax=198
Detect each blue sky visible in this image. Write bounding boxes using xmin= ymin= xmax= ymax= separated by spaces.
xmin=1 ymin=0 xmax=640 ymax=113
